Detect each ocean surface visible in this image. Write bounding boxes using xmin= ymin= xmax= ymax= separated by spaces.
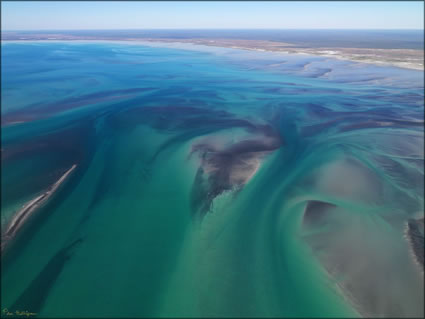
xmin=1 ymin=41 xmax=424 ymax=318
xmin=4 ymin=29 xmax=425 ymax=49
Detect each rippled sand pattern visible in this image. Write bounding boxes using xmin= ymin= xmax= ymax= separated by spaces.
xmin=1 ymin=42 xmax=423 ymax=317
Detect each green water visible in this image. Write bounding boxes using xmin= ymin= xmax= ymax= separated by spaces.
xmin=1 ymin=41 xmax=423 ymax=317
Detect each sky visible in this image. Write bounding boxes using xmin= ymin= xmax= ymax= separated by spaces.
xmin=1 ymin=1 xmax=424 ymax=31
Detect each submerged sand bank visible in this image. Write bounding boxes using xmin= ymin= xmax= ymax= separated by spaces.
xmin=1 ymin=164 xmax=77 ymax=253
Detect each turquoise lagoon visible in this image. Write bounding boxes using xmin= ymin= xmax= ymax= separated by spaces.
xmin=1 ymin=41 xmax=424 ymax=317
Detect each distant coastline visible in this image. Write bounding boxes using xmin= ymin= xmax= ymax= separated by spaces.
xmin=140 ymin=38 xmax=425 ymax=70
xmin=2 ymin=30 xmax=424 ymax=70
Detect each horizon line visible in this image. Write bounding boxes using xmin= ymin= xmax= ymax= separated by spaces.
xmin=3 ymin=28 xmax=424 ymax=32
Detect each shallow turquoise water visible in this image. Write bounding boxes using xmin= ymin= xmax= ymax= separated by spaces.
xmin=1 ymin=41 xmax=424 ymax=317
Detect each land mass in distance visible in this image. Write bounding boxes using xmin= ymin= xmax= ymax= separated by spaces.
xmin=2 ymin=30 xmax=424 ymax=70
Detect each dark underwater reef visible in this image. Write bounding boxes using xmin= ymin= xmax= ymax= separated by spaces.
xmin=2 ymin=92 xmax=424 ymax=315
xmin=1 ymin=42 xmax=423 ymax=317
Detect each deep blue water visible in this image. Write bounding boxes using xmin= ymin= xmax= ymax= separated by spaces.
xmin=1 ymin=41 xmax=424 ymax=317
